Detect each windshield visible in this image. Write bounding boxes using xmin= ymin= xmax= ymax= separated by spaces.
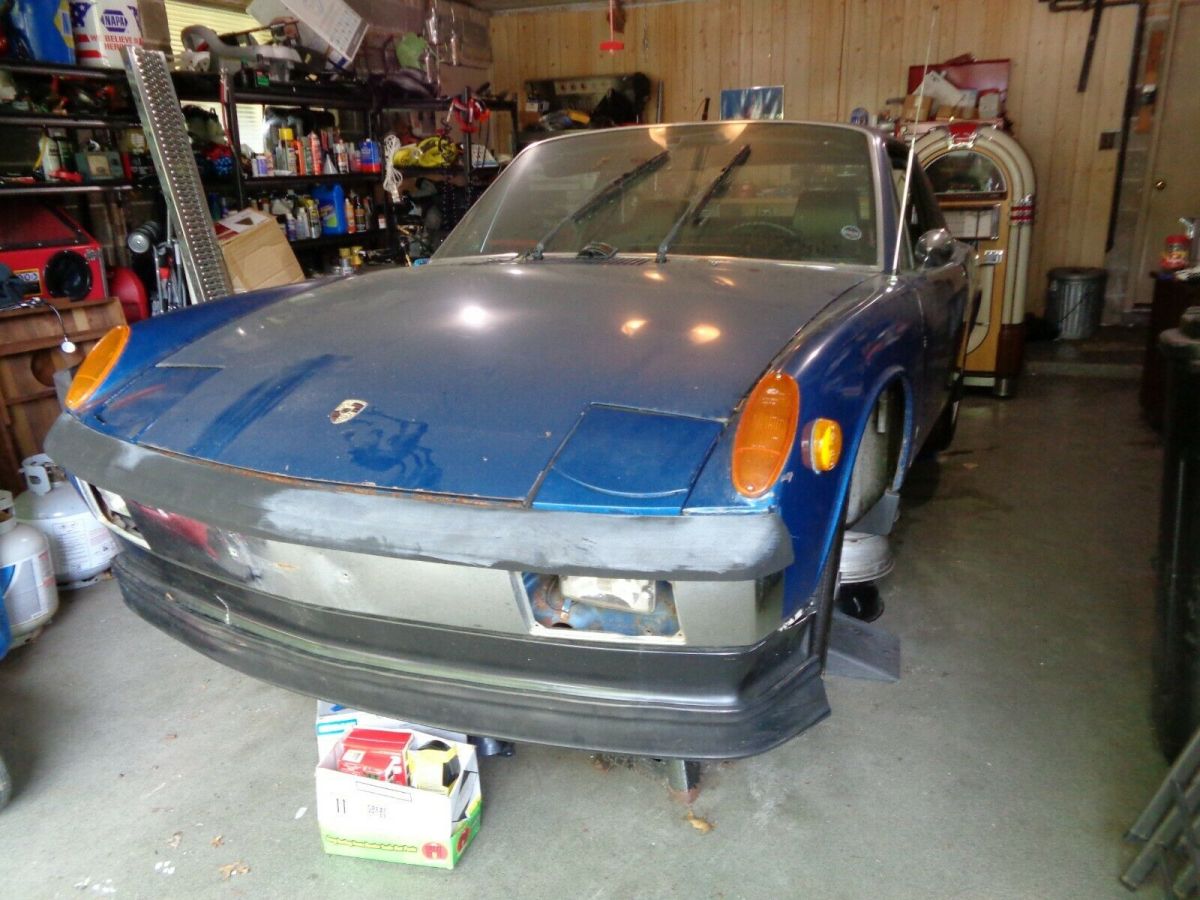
xmin=435 ymin=122 xmax=881 ymax=267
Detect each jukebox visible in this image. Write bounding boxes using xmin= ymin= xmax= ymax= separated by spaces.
xmin=916 ymin=123 xmax=1035 ymax=396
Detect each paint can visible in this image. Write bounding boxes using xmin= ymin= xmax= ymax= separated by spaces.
xmin=69 ymin=2 xmax=142 ymax=68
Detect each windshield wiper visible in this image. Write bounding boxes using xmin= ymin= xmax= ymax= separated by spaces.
xmin=656 ymin=144 xmax=751 ymax=263
xmin=526 ymin=149 xmax=671 ymax=260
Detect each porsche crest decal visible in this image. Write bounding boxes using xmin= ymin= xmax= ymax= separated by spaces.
xmin=329 ymin=399 xmax=368 ymax=424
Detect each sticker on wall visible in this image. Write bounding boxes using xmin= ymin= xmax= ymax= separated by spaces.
xmin=841 ymin=225 xmax=863 ymax=241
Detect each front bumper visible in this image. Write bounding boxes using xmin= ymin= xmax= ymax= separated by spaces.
xmin=115 ymin=544 xmax=830 ymax=759
xmin=47 ymin=414 xmax=792 ymax=581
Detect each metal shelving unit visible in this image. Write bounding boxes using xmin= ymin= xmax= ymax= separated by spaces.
xmin=0 ymin=183 xmax=133 ymax=196
xmin=0 ymin=59 xmax=128 ymax=81
xmin=242 ymin=172 xmax=379 ymax=191
xmin=174 ymin=71 xmax=385 ymax=257
xmin=0 ymin=113 xmax=140 ymax=129
xmin=0 ymin=61 xmax=143 ymax=197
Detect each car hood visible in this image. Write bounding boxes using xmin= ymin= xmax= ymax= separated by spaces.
xmin=90 ymin=258 xmax=868 ymax=501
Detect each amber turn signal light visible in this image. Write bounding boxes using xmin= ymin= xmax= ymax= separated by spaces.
xmin=802 ymin=418 xmax=843 ymax=473
xmin=732 ymin=371 xmax=800 ymax=498
xmin=65 ymin=325 xmax=130 ymax=411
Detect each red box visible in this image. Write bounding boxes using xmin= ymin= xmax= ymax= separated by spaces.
xmin=0 ymin=203 xmax=107 ymax=303
xmin=336 ymin=728 xmax=412 ymax=785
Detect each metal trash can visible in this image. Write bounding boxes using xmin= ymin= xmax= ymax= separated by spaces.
xmin=1151 ymin=307 xmax=1200 ymax=760
xmin=1046 ymin=266 xmax=1107 ymax=340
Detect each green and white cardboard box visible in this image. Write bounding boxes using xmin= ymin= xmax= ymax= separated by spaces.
xmin=315 ymin=727 xmax=482 ymax=869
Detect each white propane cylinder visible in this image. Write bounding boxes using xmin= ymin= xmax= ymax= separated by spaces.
xmin=15 ymin=454 xmax=117 ymax=586
xmin=0 ymin=489 xmax=58 ymax=646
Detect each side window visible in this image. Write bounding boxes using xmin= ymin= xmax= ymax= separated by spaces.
xmin=891 ymin=150 xmax=947 ymax=269
xmin=889 ymin=154 xmax=915 ymax=269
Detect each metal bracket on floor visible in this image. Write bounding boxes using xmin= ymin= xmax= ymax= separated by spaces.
xmin=593 ymin=754 xmax=704 ymax=801
xmin=664 ymin=758 xmax=702 ymax=803
xmin=1123 ymin=727 xmax=1200 ymax=894
xmin=825 ymin=610 xmax=901 ymax=682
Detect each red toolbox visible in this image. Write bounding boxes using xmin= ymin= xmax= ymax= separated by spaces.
xmin=0 ymin=203 xmax=107 ymax=303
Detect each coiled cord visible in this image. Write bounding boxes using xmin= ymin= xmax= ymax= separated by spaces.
xmin=382 ymin=133 xmax=404 ymax=203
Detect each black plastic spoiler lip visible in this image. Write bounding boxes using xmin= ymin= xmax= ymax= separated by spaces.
xmin=46 ymin=414 xmax=794 ymax=581
xmin=116 ymin=547 xmax=830 ymax=759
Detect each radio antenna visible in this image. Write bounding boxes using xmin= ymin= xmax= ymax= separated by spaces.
xmin=893 ymin=4 xmax=940 ymax=274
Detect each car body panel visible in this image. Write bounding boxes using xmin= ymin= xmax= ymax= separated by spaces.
xmin=84 ymin=260 xmax=867 ymax=501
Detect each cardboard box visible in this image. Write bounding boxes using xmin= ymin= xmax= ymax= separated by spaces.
xmin=316 ymin=730 xmax=482 ymax=869
xmin=215 ymin=208 xmax=304 ymax=293
xmin=902 ymin=94 xmax=933 ymax=122
xmin=248 ymin=0 xmax=367 ymax=69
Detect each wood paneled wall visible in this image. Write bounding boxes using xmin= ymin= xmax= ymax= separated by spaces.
xmin=490 ymin=0 xmax=1137 ymax=314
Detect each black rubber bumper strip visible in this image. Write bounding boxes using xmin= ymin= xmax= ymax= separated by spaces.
xmin=114 ymin=547 xmax=831 ymax=760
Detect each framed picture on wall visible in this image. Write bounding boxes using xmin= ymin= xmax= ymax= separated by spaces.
xmin=720 ymin=86 xmax=784 ymax=120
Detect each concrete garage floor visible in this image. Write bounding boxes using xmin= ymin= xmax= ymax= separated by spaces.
xmin=0 ymin=371 xmax=1167 ymax=898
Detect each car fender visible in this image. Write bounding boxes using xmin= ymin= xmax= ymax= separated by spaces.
xmin=770 ymin=284 xmax=925 ymax=617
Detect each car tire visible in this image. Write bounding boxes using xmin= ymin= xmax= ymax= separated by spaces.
xmin=922 ymin=387 xmax=962 ymax=457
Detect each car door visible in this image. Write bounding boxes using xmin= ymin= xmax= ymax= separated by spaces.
xmin=890 ymin=148 xmax=968 ymax=435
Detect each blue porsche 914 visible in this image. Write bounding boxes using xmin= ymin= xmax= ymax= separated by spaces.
xmin=46 ymin=121 xmax=969 ymax=759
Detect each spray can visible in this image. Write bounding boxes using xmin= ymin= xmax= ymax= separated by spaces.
xmin=15 ymin=455 xmax=117 ymax=586
xmin=0 ymin=490 xmax=58 ymax=646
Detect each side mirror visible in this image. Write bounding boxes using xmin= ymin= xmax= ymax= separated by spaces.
xmin=915 ymin=227 xmax=955 ymax=268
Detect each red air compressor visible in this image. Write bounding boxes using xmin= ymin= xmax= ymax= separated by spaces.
xmin=0 ymin=204 xmax=107 ymax=304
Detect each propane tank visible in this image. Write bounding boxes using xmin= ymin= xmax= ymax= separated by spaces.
xmin=0 ymin=489 xmax=58 ymax=646
xmin=15 ymin=454 xmax=117 ymax=586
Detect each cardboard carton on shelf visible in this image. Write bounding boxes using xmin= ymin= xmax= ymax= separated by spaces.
xmin=215 ymin=208 xmax=304 ymax=293
xmin=902 ymin=94 xmax=933 ymax=122
xmin=935 ymin=104 xmax=979 ymax=121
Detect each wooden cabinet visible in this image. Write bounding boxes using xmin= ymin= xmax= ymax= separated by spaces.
xmin=0 ymin=297 xmax=125 ymax=493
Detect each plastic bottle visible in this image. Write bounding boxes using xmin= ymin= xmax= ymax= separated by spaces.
xmin=38 ymin=131 xmax=63 ymax=178
xmin=294 ymin=195 xmax=310 ymax=240
xmin=309 ymin=132 xmax=322 ymax=174
xmin=0 ymin=489 xmax=58 ymax=646
xmin=274 ymin=138 xmax=289 ymax=175
xmin=345 ymin=194 xmax=356 ymax=234
xmin=353 ymin=192 xmax=367 ymax=232
xmin=306 ymin=197 xmax=322 ymax=238
xmin=311 ymin=183 xmax=347 ymax=235
xmin=360 ymin=138 xmax=380 ymax=174
xmin=301 ymin=139 xmax=314 ymax=178
xmin=293 ymin=132 xmax=308 ymax=176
